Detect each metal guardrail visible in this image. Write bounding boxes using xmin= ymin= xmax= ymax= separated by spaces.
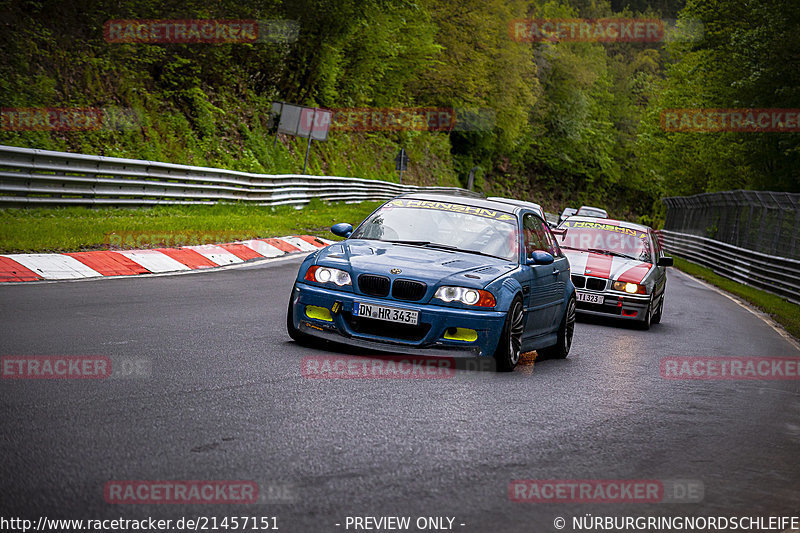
xmin=659 ymin=230 xmax=800 ymax=306
xmin=663 ymin=190 xmax=800 ymax=260
xmin=0 ymin=145 xmax=479 ymax=207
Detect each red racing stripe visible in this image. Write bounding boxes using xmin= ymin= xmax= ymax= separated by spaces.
xmin=154 ymin=248 xmax=218 ymax=269
xmin=0 ymin=257 xmax=43 ymax=282
xmin=297 ymin=235 xmax=328 ymax=248
xmin=261 ymin=238 xmax=301 ymax=253
xmin=218 ymin=243 xmax=263 ymax=261
xmin=584 ymin=253 xmax=613 ymax=278
xmin=617 ymin=262 xmax=651 ymax=284
xmin=65 ymin=251 xmax=150 ymax=276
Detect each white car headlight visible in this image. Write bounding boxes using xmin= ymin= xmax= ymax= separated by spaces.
xmin=305 ymin=266 xmax=352 ymax=286
xmin=434 ymin=286 xmax=495 ymax=307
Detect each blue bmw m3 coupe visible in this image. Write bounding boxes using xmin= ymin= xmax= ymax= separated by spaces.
xmin=287 ymin=193 xmax=576 ymax=371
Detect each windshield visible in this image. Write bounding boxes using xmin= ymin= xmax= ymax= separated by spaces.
xmin=351 ymin=199 xmax=519 ymax=261
xmin=559 ymin=220 xmax=652 ymax=263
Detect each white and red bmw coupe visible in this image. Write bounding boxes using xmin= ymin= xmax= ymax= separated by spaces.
xmin=555 ymin=216 xmax=672 ymax=329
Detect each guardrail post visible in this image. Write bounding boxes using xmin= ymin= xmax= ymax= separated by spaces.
xmin=772 ymin=207 xmax=784 ymax=256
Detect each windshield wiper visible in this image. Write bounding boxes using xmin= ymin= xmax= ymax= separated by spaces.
xmin=376 ymin=239 xmax=505 ymax=260
xmin=587 ymin=248 xmax=640 ymax=261
xmin=382 ymin=239 xmax=431 ymax=245
xmin=423 ymin=242 xmax=504 ymax=260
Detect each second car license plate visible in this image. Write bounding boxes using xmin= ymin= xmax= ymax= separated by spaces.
xmin=354 ymin=302 xmax=419 ymax=325
xmin=576 ymin=291 xmax=604 ymax=304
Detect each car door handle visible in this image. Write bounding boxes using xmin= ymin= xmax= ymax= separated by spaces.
xmin=552 ymin=269 xmax=560 ymax=276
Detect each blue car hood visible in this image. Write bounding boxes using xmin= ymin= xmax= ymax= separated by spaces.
xmin=318 ymin=239 xmax=515 ymax=287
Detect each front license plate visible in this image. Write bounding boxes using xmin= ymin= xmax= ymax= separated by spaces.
xmin=354 ymin=302 xmax=419 ymax=325
xmin=576 ymin=291 xmax=604 ymax=304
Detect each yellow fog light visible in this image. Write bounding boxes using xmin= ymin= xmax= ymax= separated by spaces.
xmin=443 ymin=328 xmax=478 ymax=342
xmin=613 ymin=281 xmax=647 ymax=294
xmin=305 ymin=305 xmax=333 ymax=322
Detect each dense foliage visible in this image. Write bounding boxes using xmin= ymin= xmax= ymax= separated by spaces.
xmin=1 ymin=0 xmax=797 ymax=222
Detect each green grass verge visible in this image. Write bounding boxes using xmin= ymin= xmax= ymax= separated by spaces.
xmin=673 ymin=256 xmax=800 ymax=341
xmin=0 ymin=200 xmax=382 ymax=253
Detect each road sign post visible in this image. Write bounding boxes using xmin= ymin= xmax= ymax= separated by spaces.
xmin=395 ymin=148 xmax=408 ymax=183
xmin=271 ymin=102 xmax=332 ymax=175
xmin=272 ymin=102 xmax=284 ymax=148
xmin=467 ymin=165 xmax=479 ymax=191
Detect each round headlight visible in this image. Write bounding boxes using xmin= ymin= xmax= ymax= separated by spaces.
xmin=315 ymin=268 xmax=332 ymax=283
xmin=624 ymin=282 xmax=638 ymax=293
xmin=334 ymin=270 xmax=351 ymax=286
xmin=463 ymin=289 xmax=479 ymax=305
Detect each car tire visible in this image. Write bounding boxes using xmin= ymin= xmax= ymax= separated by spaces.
xmin=638 ymin=299 xmax=653 ymax=330
xmin=652 ymin=294 xmax=664 ymax=325
xmin=539 ymin=293 xmax=576 ymax=360
xmin=494 ymin=295 xmax=524 ymax=372
xmin=286 ymin=284 xmax=316 ymax=347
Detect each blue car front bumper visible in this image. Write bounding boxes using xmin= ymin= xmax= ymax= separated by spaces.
xmin=290 ymin=282 xmax=507 ymax=357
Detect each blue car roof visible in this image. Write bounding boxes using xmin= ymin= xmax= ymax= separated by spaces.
xmin=395 ymin=192 xmax=531 ymax=215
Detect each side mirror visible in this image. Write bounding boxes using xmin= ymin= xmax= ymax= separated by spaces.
xmin=657 ymin=256 xmax=673 ymax=267
xmin=331 ymin=223 xmax=353 ymax=238
xmin=527 ymin=250 xmax=555 ymax=265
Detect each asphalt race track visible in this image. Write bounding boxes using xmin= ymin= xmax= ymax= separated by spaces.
xmin=1 ymin=255 xmax=799 ymax=532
